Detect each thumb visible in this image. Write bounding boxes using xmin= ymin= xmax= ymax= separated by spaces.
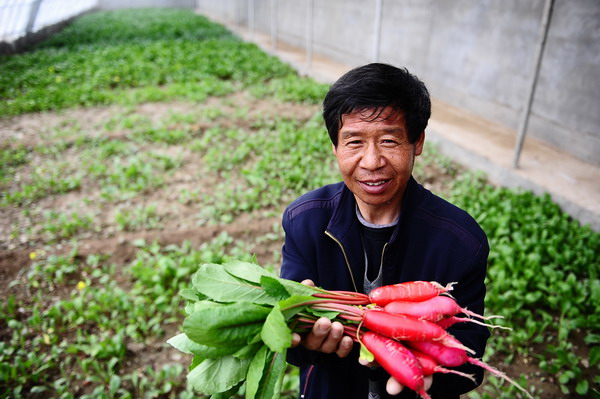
xmin=386 ymin=377 xmax=404 ymax=396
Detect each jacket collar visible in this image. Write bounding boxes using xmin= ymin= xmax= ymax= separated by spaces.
xmin=327 ymin=176 xmax=422 ymax=243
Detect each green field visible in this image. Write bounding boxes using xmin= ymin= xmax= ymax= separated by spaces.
xmin=1 ymin=8 xmax=598 ymax=399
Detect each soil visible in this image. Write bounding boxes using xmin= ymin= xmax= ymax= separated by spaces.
xmin=0 ymin=94 xmax=567 ymax=398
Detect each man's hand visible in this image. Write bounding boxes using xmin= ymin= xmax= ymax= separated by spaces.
xmin=290 ymin=279 xmax=354 ymax=358
xmin=359 ymin=357 xmax=433 ymax=395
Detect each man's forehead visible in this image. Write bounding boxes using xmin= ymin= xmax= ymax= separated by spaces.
xmin=340 ymin=107 xmax=405 ymax=128
xmin=342 ymin=106 xmax=404 ymax=123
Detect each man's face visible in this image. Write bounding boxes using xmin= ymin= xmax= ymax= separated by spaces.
xmin=332 ymin=107 xmax=424 ymax=224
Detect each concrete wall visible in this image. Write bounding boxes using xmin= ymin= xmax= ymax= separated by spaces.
xmin=98 ymin=0 xmax=194 ymax=9
xmin=195 ymin=0 xmax=600 ymax=166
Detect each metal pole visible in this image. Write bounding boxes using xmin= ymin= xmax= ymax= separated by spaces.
xmin=306 ymin=0 xmax=314 ymax=68
xmin=271 ymin=0 xmax=278 ymax=51
xmin=513 ymin=0 xmax=554 ymax=168
xmin=372 ymin=0 xmax=383 ymax=62
xmin=26 ymin=0 xmax=44 ymax=34
xmin=249 ymin=0 xmax=255 ymax=38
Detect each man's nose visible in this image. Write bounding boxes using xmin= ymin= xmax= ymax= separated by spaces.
xmin=359 ymin=144 xmax=385 ymax=170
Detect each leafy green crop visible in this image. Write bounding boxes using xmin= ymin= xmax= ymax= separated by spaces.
xmin=35 ymin=9 xmax=234 ymax=49
xmin=170 ymin=260 xmax=363 ymax=398
xmin=449 ymin=173 xmax=600 ymax=397
xmin=0 ymin=9 xmax=302 ymax=117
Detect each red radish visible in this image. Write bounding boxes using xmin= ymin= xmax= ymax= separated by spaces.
xmin=407 ymin=340 xmax=534 ymax=399
xmin=436 ymin=316 xmax=512 ymax=331
xmin=410 ymin=348 xmax=476 ymax=382
xmin=361 ymin=331 xmax=431 ymax=399
xmin=407 ymin=340 xmax=467 ymax=367
xmin=369 ymin=281 xmax=455 ymax=305
xmin=384 ymin=295 xmax=501 ymax=321
xmin=362 ymin=310 xmax=473 ymax=353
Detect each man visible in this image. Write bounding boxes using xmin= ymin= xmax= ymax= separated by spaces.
xmin=280 ymin=63 xmax=490 ymax=398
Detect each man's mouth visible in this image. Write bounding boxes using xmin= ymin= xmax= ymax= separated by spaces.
xmin=365 ymin=181 xmax=386 ymax=186
xmin=360 ymin=179 xmax=390 ymax=193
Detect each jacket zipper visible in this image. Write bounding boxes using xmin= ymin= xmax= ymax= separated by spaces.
xmin=300 ymin=364 xmax=315 ymax=398
xmin=379 ymin=242 xmax=389 ymax=283
xmin=325 ymin=230 xmax=359 ymax=292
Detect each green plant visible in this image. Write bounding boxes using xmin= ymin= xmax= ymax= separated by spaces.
xmin=0 ymin=9 xmax=296 ymax=117
xmin=0 ymin=145 xmax=29 ymax=184
xmin=114 ymin=204 xmax=161 ymax=231
xmin=40 ymin=210 xmax=95 ymax=240
xmin=449 ymin=173 xmax=600 ymax=396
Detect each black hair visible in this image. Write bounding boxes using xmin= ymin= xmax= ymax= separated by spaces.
xmin=323 ymin=63 xmax=431 ymax=146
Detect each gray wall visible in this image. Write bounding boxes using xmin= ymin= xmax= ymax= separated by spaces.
xmin=98 ymin=0 xmax=194 ymax=9
xmin=196 ymin=0 xmax=600 ymax=166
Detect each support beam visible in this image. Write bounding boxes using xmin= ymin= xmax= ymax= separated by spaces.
xmin=26 ymin=0 xmax=44 ymax=34
xmin=271 ymin=0 xmax=278 ymax=51
xmin=513 ymin=0 xmax=554 ymax=168
xmin=372 ymin=0 xmax=383 ymax=62
xmin=306 ymin=0 xmax=314 ymax=68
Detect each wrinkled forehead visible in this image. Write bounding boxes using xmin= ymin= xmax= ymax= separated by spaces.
xmin=342 ymin=106 xmax=403 ymax=123
xmin=341 ymin=106 xmax=405 ymax=126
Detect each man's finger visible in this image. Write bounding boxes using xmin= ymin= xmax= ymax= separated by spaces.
xmin=302 ymin=317 xmax=330 ymax=350
xmin=317 ymin=321 xmax=344 ymax=353
xmin=335 ymin=335 xmax=354 ymax=358
xmin=301 ymin=279 xmax=315 ymax=287
xmin=424 ymin=375 xmax=433 ymax=391
xmin=291 ymin=332 xmax=301 ymax=348
xmin=386 ymin=377 xmax=404 ymax=396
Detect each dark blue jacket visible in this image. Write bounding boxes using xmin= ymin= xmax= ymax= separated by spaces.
xmin=280 ymin=177 xmax=490 ymax=399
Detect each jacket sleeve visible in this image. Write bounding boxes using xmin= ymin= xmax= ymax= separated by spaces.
xmin=279 ymin=206 xmax=324 ymax=366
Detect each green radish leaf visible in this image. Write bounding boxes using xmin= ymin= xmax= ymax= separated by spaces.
xmin=278 ymin=295 xmax=316 ymax=319
xmin=223 ymin=259 xmax=276 ymax=284
xmin=260 ymin=276 xmax=291 ymax=300
xmin=261 ymin=304 xmax=293 ymax=353
xmin=248 ymin=331 xmax=264 ymax=345
xmin=180 ymin=288 xmax=205 ymax=302
xmin=277 ymin=278 xmax=321 ymax=297
xmin=359 ymin=343 xmax=375 ymax=363
xmin=190 ymin=355 xmax=203 ymax=371
xmin=210 ymin=381 xmax=243 ymax=399
xmin=246 ymin=345 xmax=269 ymax=399
xmin=184 ymin=302 xmax=196 ymax=315
xmin=193 ymin=263 xmax=277 ymax=305
xmin=184 ymin=302 xmax=271 ymax=347
xmin=168 ymin=333 xmax=244 ymax=358
xmin=187 ymin=356 xmax=250 ymax=395
xmin=167 ymin=333 xmax=203 ymax=354
xmin=255 ymin=350 xmax=287 ymax=399
xmin=190 ymin=299 xmax=225 ymax=312
xmin=306 ymin=308 xmax=340 ymax=319
xmin=233 ymin=341 xmax=264 ymax=360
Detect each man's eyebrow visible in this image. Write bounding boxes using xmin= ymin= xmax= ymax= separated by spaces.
xmin=339 ymin=130 xmax=362 ymax=140
xmin=340 ymin=127 xmax=405 ymax=139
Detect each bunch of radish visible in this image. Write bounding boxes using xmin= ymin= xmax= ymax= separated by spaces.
xmin=305 ymin=281 xmax=532 ymax=399
xmin=170 ymin=261 xmax=533 ymax=399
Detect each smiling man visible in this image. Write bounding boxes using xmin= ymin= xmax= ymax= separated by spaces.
xmin=280 ymin=63 xmax=490 ymax=399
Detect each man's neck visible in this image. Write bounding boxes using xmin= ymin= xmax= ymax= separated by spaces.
xmin=356 ymin=200 xmax=401 ymax=226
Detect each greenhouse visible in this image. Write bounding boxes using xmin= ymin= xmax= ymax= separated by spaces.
xmin=1 ymin=1 xmax=598 ymax=398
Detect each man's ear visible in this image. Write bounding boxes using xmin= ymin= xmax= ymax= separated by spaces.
xmin=332 ymin=142 xmax=337 ymax=156
xmin=415 ymin=132 xmax=425 ymax=156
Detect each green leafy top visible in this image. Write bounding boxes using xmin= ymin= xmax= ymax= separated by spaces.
xmin=169 ymin=259 xmax=366 ymax=399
